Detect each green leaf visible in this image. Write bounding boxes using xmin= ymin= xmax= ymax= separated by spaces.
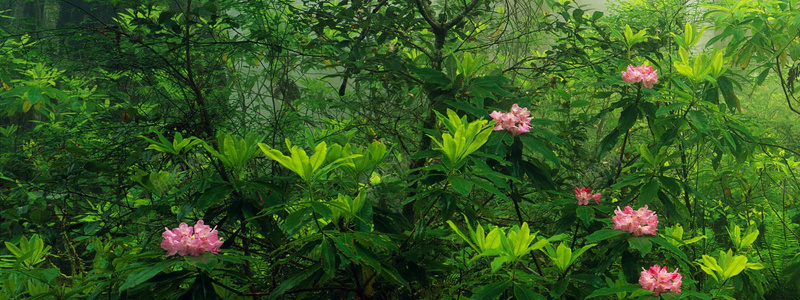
xmin=470 ymin=281 xmax=511 ymax=300
xmin=27 ymin=86 xmax=42 ymax=105
xmin=555 ymin=243 xmax=572 ymax=271
xmin=585 ymin=284 xmax=642 ymax=299
xmin=521 ymin=135 xmax=560 ymax=166
xmin=570 ymin=243 xmax=596 ymax=266
xmin=320 ymin=238 xmax=337 ymax=277
xmin=283 ymin=207 xmax=312 ymax=236
xmin=597 ymin=128 xmax=621 ymax=157
xmin=490 ymin=255 xmax=515 ymax=273
xmin=722 ymin=253 xmax=747 ymax=279
xmin=119 ymin=261 xmax=174 ymax=291
xmin=688 ymin=110 xmax=709 ymax=132
xmin=628 ymin=237 xmax=652 ymax=256
xmin=466 ymin=177 xmax=509 ymax=201
xmin=514 ymin=284 xmax=543 ymax=300
xmin=651 ymin=236 xmax=688 ymax=261
xmin=739 ymin=227 xmax=759 ymax=249
xmin=639 ymin=180 xmax=660 ymax=205
xmin=269 ymin=265 xmax=322 ymax=299
xmin=411 ymin=66 xmax=452 ymax=88
xmin=446 ymin=219 xmax=478 ymax=251
xmin=656 ymin=102 xmax=689 ymax=117
xmin=188 ymin=272 xmax=218 ymax=300
xmin=639 ymin=144 xmax=655 ymax=166
xmin=585 ymin=229 xmax=626 ymax=243
xmin=717 ymin=76 xmax=740 ymax=113
xmin=184 ymin=252 xmax=218 ymax=273
xmin=197 ymin=185 xmax=233 ymax=209
xmin=310 ymin=201 xmax=333 ymax=220
xmin=449 ymin=176 xmax=473 ymax=196
xmin=576 ymin=206 xmax=593 ymax=225
xmin=618 ymin=104 xmax=639 ymax=132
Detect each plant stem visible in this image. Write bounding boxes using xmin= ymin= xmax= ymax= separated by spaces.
xmin=712 ymin=278 xmax=729 ymax=300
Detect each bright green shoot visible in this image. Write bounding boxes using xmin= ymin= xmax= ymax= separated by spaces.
xmin=697 ymin=249 xmax=764 ymax=283
xmin=542 ymin=242 xmax=597 ymax=274
xmin=428 ymin=109 xmax=494 ymax=169
xmin=259 ymin=139 xmax=360 ymax=183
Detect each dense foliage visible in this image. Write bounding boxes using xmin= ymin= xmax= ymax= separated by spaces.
xmin=2 ymin=0 xmax=800 ymax=299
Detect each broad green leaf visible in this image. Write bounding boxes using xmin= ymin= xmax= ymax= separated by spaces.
xmin=639 ymin=180 xmax=660 ymax=205
xmin=555 ymin=243 xmax=572 ymax=271
xmin=490 ymin=255 xmax=515 ymax=273
xmin=628 ymin=237 xmax=652 ymax=256
xmin=576 ymin=206 xmax=593 ymax=225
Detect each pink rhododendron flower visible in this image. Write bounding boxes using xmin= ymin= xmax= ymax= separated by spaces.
xmin=612 ymin=205 xmax=659 ymax=236
xmin=639 ymin=265 xmax=682 ymax=296
xmin=621 ymin=64 xmax=658 ymax=89
xmin=490 ymin=104 xmax=532 ymax=135
xmin=161 ymin=220 xmax=224 ymax=257
xmin=575 ymin=187 xmax=601 ymax=205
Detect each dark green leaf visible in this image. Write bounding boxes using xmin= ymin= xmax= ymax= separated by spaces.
xmin=618 ymin=104 xmax=639 ymax=132
xmin=268 ymin=265 xmax=322 ymax=300
xmin=628 ymin=237 xmax=652 ymax=256
xmin=585 ymin=284 xmax=642 ymax=299
xmin=310 ymin=201 xmax=332 ymax=220
xmin=449 ymin=176 xmax=473 ymax=196
xmin=411 ymin=66 xmax=451 ymax=88
xmin=197 ymin=185 xmax=233 ymax=209
xmin=576 ymin=206 xmax=593 ymax=225
xmin=639 ymin=180 xmax=659 ymax=205
xmin=521 ymin=135 xmax=560 ymax=166
xmin=27 ymin=86 xmax=42 ymax=105
xmin=471 ymin=281 xmax=511 ymax=300
xmin=321 ymin=238 xmax=337 ymax=277
xmin=120 ymin=261 xmax=174 ymax=291
xmin=513 ymin=284 xmax=543 ymax=300
xmin=651 ymin=236 xmax=688 ymax=261
xmin=586 ymin=229 xmax=627 ymax=243
xmin=718 ymin=76 xmax=740 ymax=113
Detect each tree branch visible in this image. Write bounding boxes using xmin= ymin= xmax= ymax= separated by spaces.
xmin=444 ymin=0 xmax=483 ymax=29
xmin=413 ymin=0 xmax=442 ymax=31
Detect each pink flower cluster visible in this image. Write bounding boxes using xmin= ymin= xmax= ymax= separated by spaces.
xmin=612 ymin=205 xmax=659 ymax=236
xmin=490 ymin=104 xmax=532 ymax=135
xmin=621 ymin=64 xmax=658 ymax=89
xmin=639 ymin=265 xmax=682 ymax=296
xmin=161 ymin=220 xmax=224 ymax=257
xmin=575 ymin=187 xmax=601 ymax=205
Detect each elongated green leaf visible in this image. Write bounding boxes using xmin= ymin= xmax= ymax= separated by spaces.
xmin=585 ymin=284 xmax=642 ymax=299
xmin=585 ymin=229 xmax=626 ymax=243
xmin=651 ymin=236 xmax=688 ymax=261
xmin=521 ymin=135 xmax=559 ymax=166
xmin=514 ymin=284 xmax=544 ymax=300
xmin=471 ymin=281 xmax=511 ymax=300
xmin=449 ymin=176 xmax=473 ymax=196
xmin=120 ymin=261 xmax=174 ymax=291
xmin=639 ymin=180 xmax=660 ymax=205
xmin=722 ymin=255 xmax=747 ymax=279
xmin=570 ymin=243 xmax=596 ymax=265
xmin=555 ymin=243 xmax=572 ymax=271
